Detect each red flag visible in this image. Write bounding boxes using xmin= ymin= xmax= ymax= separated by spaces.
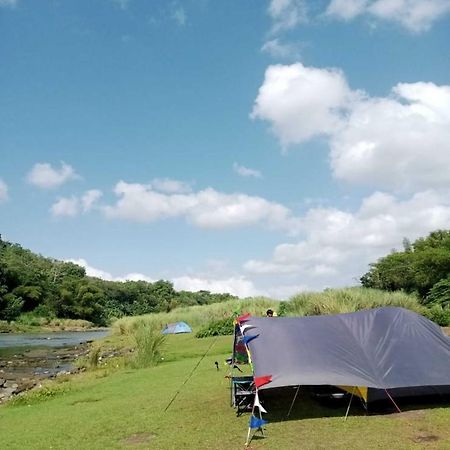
xmin=237 ymin=313 xmax=251 ymax=323
xmin=254 ymin=375 xmax=272 ymax=388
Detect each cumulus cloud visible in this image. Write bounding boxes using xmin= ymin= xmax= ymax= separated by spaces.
xmin=27 ymin=162 xmax=79 ymax=189
xmin=66 ymin=258 xmax=260 ymax=297
xmin=261 ymin=38 xmax=302 ymax=60
xmin=233 ymin=163 xmax=262 ymax=179
xmin=0 ymin=179 xmax=8 ymax=203
xmin=67 ymin=258 xmax=155 ymax=283
xmin=251 ymin=63 xmax=356 ymax=146
xmin=253 ymin=64 xmax=450 ymax=191
xmin=103 ymin=180 xmax=301 ymax=233
xmin=268 ymin=0 xmax=308 ymax=32
xmin=150 ymin=178 xmax=192 ymax=194
xmin=326 ymin=0 xmax=450 ymax=32
xmin=51 ymin=189 xmax=102 ymax=217
xmin=173 ymin=275 xmax=260 ymax=298
xmin=244 ymin=189 xmax=450 ymax=285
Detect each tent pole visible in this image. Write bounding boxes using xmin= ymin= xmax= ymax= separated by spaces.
xmin=384 ymin=389 xmax=402 ymax=413
xmin=344 ymin=387 xmax=355 ymax=420
xmin=286 ymin=385 xmax=301 ymax=419
xmin=244 ymin=394 xmax=257 ymax=447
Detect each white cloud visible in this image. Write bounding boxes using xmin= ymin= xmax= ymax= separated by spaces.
xmin=51 ymin=189 xmax=102 ymax=217
xmin=81 ymin=190 xmax=103 ymax=212
xmin=0 ymin=0 xmax=17 ymax=7
xmin=261 ymin=38 xmax=302 ymax=60
xmin=103 ymin=180 xmax=301 ymax=233
xmin=326 ymin=0 xmax=450 ymax=32
xmin=268 ymin=0 xmax=308 ymax=32
xmin=253 ymin=64 xmax=450 ymax=192
xmin=171 ymin=4 xmax=187 ymax=26
xmin=51 ymin=197 xmax=80 ymax=217
xmin=233 ymin=163 xmax=262 ymax=179
xmin=66 ymin=258 xmax=155 ymax=283
xmin=150 ymin=178 xmax=192 ymax=193
xmin=251 ymin=63 xmax=356 ymax=147
xmin=0 ymin=179 xmax=8 ymax=203
xmin=173 ymin=275 xmax=260 ymax=298
xmin=244 ymin=189 xmax=450 ymax=286
xmin=330 ymin=82 xmax=450 ymax=191
xmin=27 ymin=162 xmax=79 ymax=189
xmin=66 ymin=258 xmax=259 ymax=297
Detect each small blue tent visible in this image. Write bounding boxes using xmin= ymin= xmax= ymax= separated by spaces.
xmin=162 ymin=322 xmax=192 ymax=334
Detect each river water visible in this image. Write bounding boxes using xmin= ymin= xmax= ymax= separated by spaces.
xmin=0 ymin=330 xmax=110 ymax=349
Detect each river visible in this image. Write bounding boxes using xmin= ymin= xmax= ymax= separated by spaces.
xmin=0 ymin=330 xmax=110 ymax=349
xmin=0 ymin=330 xmax=111 ymax=402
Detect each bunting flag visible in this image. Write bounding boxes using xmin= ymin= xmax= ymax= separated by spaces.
xmin=240 ymin=324 xmax=255 ymax=333
xmin=243 ymin=334 xmax=259 ymax=345
xmin=254 ymin=375 xmax=272 ymax=389
xmin=254 ymin=391 xmax=267 ymax=414
xmin=236 ymin=313 xmax=251 ymax=323
xmin=249 ymin=415 xmax=268 ymax=429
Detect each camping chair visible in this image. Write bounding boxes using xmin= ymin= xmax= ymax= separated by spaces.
xmin=232 ymin=376 xmax=255 ymax=416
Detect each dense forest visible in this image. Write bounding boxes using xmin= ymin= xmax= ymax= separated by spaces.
xmin=361 ymin=230 xmax=450 ymax=312
xmin=0 ymin=235 xmax=236 ymax=325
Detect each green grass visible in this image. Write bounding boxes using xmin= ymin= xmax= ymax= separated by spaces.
xmin=1 ymin=333 xmax=450 ymax=449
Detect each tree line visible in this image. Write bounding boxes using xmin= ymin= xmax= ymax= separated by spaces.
xmin=0 ymin=236 xmax=236 ymax=325
xmin=361 ymin=230 xmax=450 ymax=312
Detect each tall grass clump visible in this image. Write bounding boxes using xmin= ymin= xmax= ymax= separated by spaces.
xmin=129 ymin=320 xmax=166 ymax=368
xmin=113 ymin=296 xmax=278 ymax=336
xmin=284 ymin=287 xmax=425 ymax=317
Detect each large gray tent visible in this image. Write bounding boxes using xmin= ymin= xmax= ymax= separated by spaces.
xmin=237 ymin=307 xmax=450 ymax=403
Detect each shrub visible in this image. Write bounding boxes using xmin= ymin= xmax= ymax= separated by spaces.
xmin=425 ymin=278 xmax=450 ymax=308
xmin=129 ymin=320 xmax=166 ymax=368
xmin=195 ymin=317 xmax=234 ymax=338
xmin=424 ymin=305 xmax=450 ymax=327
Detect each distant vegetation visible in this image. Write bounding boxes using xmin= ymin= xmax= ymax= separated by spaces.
xmin=361 ymin=230 xmax=450 ymax=325
xmin=0 ymin=235 xmax=236 ymax=325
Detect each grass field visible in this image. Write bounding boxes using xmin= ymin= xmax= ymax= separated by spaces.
xmin=2 ymin=333 xmax=450 ymax=450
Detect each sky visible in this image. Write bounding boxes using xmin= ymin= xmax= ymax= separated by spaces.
xmin=1 ymin=0 xmax=450 ymax=299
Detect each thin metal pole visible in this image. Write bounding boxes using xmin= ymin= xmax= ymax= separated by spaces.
xmin=344 ymin=387 xmax=355 ymax=420
xmin=245 ymin=395 xmax=257 ymax=447
xmin=286 ymin=385 xmax=301 ymax=418
xmin=384 ymin=389 xmax=402 ymax=413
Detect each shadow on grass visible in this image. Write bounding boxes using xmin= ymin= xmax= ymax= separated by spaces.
xmin=257 ymin=387 xmax=450 ymax=423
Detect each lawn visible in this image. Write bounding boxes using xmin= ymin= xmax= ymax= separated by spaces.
xmin=1 ymin=334 xmax=450 ymax=449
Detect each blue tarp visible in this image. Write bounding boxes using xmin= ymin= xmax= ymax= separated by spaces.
xmin=162 ymin=321 xmax=192 ymax=334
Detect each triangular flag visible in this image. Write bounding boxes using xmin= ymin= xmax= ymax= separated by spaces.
xmin=254 ymin=375 xmax=272 ymax=389
xmin=254 ymin=391 xmax=267 ymax=414
xmin=236 ymin=313 xmax=251 ymax=323
xmin=240 ymin=324 xmax=255 ymax=333
xmin=243 ymin=334 xmax=259 ymax=345
xmin=249 ymin=415 xmax=268 ymax=429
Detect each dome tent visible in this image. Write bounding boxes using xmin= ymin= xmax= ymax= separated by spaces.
xmin=162 ymin=322 xmax=192 ymax=334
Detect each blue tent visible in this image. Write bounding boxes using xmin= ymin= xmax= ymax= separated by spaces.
xmin=162 ymin=322 xmax=192 ymax=334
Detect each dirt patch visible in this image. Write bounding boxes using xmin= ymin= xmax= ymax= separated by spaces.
xmin=71 ymin=397 xmax=102 ymax=405
xmin=412 ymin=434 xmax=440 ymax=444
xmin=121 ymin=432 xmax=155 ymax=446
xmin=396 ymin=410 xmax=426 ymax=420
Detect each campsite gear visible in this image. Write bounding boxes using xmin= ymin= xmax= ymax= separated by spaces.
xmin=233 ymin=307 xmax=450 ymax=446
xmin=161 ymin=322 xmax=192 ymax=334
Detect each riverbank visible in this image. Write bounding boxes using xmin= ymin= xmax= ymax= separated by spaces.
xmin=0 ymin=318 xmax=101 ymax=334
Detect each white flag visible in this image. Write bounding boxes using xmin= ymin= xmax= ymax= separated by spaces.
xmin=254 ymin=391 xmax=267 ymax=414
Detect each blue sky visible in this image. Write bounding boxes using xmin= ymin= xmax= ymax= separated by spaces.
xmin=1 ymin=0 xmax=450 ymax=298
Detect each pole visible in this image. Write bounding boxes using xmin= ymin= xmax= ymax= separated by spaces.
xmin=245 ymin=395 xmax=257 ymax=447
xmin=384 ymin=389 xmax=402 ymax=413
xmin=286 ymin=385 xmax=301 ymax=419
xmin=344 ymin=387 xmax=355 ymax=420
